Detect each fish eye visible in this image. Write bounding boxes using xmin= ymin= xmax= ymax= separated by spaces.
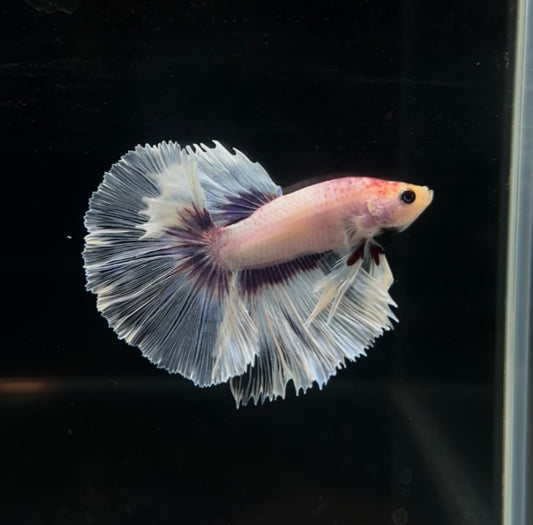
xmin=400 ymin=189 xmax=416 ymax=204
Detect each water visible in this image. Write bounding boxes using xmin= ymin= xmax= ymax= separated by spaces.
xmin=2 ymin=2 xmax=527 ymax=524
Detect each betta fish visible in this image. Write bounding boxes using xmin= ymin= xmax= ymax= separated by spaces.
xmin=83 ymin=141 xmax=433 ymax=406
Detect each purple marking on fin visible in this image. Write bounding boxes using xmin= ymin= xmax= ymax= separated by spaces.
xmin=219 ymin=189 xmax=279 ymax=226
xmin=241 ymin=253 xmax=326 ymax=295
xmin=347 ymin=244 xmax=364 ymax=266
xmin=166 ymin=206 xmax=229 ymax=299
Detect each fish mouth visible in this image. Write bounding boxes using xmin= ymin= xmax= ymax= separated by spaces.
xmin=426 ymin=188 xmax=434 ymax=205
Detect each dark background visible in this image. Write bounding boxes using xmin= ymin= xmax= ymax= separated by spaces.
xmin=1 ymin=1 xmax=512 ymax=524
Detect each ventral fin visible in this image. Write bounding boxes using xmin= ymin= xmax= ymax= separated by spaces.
xmin=307 ymin=240 xmax=395 ymax=326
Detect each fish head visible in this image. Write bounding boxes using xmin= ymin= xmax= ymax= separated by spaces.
xmin=365 ymin=180 xmax=434 ymax=233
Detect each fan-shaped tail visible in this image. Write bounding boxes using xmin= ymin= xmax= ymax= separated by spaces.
xmin=83 ymin=142 xmax=258 ymax=386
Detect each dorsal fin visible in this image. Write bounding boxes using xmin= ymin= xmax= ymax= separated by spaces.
xmin=214 ymin=187 xmax=279 ymax=226
xmin=186 ymin=141 xmax=282 ymax=226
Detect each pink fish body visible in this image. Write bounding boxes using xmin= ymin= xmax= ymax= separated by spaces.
xmin=218 ymin=177 xmax=432 ymax=269
xmin=84 ymin=141 xmax=433 ymax=406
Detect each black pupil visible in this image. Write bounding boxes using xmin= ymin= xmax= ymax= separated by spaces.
xmin=400 ymin=189 xmax=416 ymax=204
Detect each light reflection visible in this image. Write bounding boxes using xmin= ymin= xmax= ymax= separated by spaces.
xmin=0 ymin=379 xmax=56 ymax=394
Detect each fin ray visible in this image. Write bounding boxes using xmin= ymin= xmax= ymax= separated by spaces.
xmin=83 ymin=142 xmax=259 ymax=386
xmin=230 ymin=247 xmax=397 ymax=407
xmin=187 ymin=141 xmax=282 ymax=225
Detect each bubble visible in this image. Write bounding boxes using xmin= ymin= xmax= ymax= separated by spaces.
xmin=400 ymin=468 xmax=413 ymax=485
xmin=391 ymin=507 xmax=408 ymax=525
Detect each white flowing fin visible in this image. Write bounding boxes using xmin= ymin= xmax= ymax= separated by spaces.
xmin=186 ymin=141 xmax=282 ymax=226
xmin=306 ymin=252 xmax=364 ymax=326
xmin=367 ymin=248 xmax=395 ymax=291
xmin=229 ymin=246 xmax=398 ymax=407
xmin=307 ymin=241 xmax=398 ymax=326
xmin=230 ymin=262 xmax=339 ymax=406
xmin=83 ymin=142 xmax=259 ymax=386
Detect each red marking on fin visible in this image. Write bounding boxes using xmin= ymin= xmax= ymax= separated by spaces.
xmin=369 ymin=244 xmax=384 ymax=266
xmin=347 ymin=244 xmax=364 ymax=266
xmin=347 ymin=241 xmax=384 ymax=267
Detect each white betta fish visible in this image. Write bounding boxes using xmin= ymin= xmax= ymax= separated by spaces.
xmin=83 ymin=141 xmax=433 ymax=406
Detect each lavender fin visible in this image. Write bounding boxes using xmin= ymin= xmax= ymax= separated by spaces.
xmin=218 ymin=189 xmax=279 ymax=226
xmin=240 ymin=253 xmax=325 ymax=294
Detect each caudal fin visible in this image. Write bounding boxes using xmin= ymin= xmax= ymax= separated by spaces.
xmin=83 ymin=142 xmax=258 ymax=386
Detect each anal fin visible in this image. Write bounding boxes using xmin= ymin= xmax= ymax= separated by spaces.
xmin=229 ymin=244 xmax=398 ymax=407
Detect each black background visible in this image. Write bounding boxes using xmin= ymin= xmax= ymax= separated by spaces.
xmin=1 ymin=1 xmax=511 ymax=524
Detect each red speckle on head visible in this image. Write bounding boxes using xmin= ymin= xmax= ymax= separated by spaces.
xmin=362 ymin=178 xmax=398 ymax=199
